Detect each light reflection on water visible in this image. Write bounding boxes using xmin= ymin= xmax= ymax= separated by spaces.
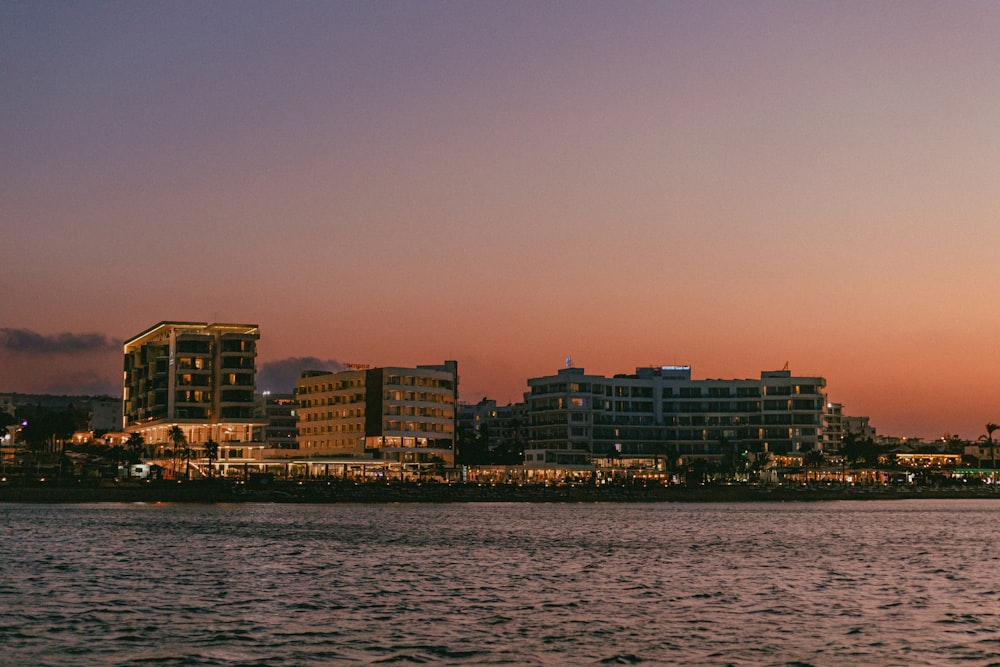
xmin=1 ymin=500 xmax=998 ymax=666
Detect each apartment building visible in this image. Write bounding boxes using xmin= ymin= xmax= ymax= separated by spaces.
xmin=296 ymin=361 xmax=458 ymax=465
xmin=823 ymin=402 xmax=845 ymax=450
xmin=525 ymin=365 xmax=826 ymax=468
xmin=256 ymin=393 xmax=299 ymax=451
xmin=122 ymin=322 xmax=266 ymax=455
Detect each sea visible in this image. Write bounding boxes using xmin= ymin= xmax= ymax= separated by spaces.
xmin=1 ymin=500 xmax=998 ymax=666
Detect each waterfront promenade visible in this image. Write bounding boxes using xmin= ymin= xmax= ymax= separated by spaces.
xmin=0 ymin=479 xmax=996 ymax=504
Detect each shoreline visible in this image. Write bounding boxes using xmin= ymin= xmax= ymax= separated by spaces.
xmin=1 ymin=481 xmax=997 ymax=504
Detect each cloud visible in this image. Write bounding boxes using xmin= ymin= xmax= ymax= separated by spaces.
xmin=41 ymin=370 xmax=121 ymax=397
xmin=257 ymin=357 xmax=345 ymax=394
xmin=0 ymin=328 xmax=121 ymax=354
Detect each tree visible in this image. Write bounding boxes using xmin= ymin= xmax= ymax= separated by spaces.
xmin=748 ymin=451 xmax=770 ymax=482
xmin=167 ymin=426 xmax=186 ymax=480
xmin=17 ymin=404 xmax=87 ymax=447
xmin=455 ymin=422 xmax=488 ymax=465
xmin=650 ymin=442 xmax=671 ymax=475
xmin=803 ymin=449 xmax=825 ymax=469
xmin=125 ymin=433 xmax=145 ymax=478
xmin=180 ymin=442 xmax=193 ymax=479
xmin=685 ymin=458 xmax=711 ymax=486
xmin=841 ymin=434 xmax=880 ymax=469
xmin=204 ymin=439 xmax=219 ymax=479
xmin=942 ymin=433 xmax=965 ymax=454
xmin=109 ymin=444 xmax=128 ymax=478
xmin=715 ymin=437 xmax=736 ymax=481
xmin=981 ymin=423 xmax=998 ymax=485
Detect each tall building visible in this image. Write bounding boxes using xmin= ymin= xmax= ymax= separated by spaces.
xmin=525 ymin=365 xmax=826 ymax=467
xmin=122 ymin=322 xmax=266 ymax=455
xmin=296 ymin=361 xmax=458 ymax=465
xmin=823 ymin=402 xmax=845 ymax=450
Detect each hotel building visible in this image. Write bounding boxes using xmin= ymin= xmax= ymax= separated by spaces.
xmin=525 ymin=365 xmax=826 ymax=468
xmin=122 ymin=322 xmax=266 ymax=463
xmin=296 ymin=361 xmax=458 ymax=465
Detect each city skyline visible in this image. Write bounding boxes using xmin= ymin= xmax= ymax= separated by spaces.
xmin=4 ymin=2 xmax=1000 ymax=440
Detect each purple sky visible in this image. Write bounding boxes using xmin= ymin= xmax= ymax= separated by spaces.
xmin=3 ymin=2 xmax=1000 ymax=439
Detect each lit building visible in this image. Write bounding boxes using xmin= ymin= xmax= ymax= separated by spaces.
xmin=122 ymin=322 xmax=267 ymax=469
xmin=823 ymin=402 xmax=845 ymax=450
xmin=296 ymin=361 xmax=458 ymax=465
xmin=525 ymin=365 xmax=826 ymax=468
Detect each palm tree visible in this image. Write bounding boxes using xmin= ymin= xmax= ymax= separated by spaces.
xmin=749 ymin=451 xmax=770 ymax=483
xmin=109 ymin=444 xmax=128 ymax=479
xmin=180 ymin=442 xmax=193 ymax=479
xmin=982 ymin=423 xmax=998 ymax=486
xmin=167 ymin=426 xmax=186 ymax=480
xmin=125 ymin=433 xmax=145 ymax=478
xmin=204 ymin=439 xmax=219 ymax=479
xmin=804 ymin=449 xmax=824 ymax=470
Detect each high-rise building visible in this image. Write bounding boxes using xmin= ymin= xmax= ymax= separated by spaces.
xmin=122 ymin=322 xmax=266 ymax=455
xmin=525 ymin=365 xmax=826 ymax=467
xmin=296 ymin=361 xmax=458 ymax=465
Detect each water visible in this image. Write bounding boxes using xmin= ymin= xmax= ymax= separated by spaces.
xmin=1 ymin=500 xmax=998 ymax=666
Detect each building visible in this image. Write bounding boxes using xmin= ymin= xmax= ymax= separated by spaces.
xmin=296 ymin=361 xmax=458 ymax=465
xmin=89 ymin=397 xmax=122 ymax=433
xmin=823 ymin=402 xmax=845 ymax=450
xmin=122 ymin=322 xmax=267 ymax=471
xmin=457 ymin=398 xmax=528 ymax=463
xmin=844 ymin=415 xmax=876 ymax=441
xmin=525 ymin=365 xmax=826 ymax=468
xmin=256 ymin=393 xmax=299 ymax=451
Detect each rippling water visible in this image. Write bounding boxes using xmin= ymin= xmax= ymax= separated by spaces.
xmin=1 ymin=500 xmax=999 ymax=666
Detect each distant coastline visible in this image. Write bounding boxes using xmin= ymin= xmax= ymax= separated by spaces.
xmin=1 ymin=480 xmax=997 ymax=504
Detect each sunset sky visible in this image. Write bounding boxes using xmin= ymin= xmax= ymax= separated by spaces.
xmin=3 ymin=2 xmax=1000 ymax=440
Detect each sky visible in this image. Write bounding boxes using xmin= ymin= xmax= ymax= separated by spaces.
xmin=2 ymin=1 xmax=1000 ymax=440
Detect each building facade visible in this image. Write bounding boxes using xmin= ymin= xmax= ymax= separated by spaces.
xmin=122 ymin=322 xmax=266 ymax=461
xmin=823 ymin=402 xmax=845 ymax=450
xmin=256 ymin=393 xmax=299 ymax=452
xmin=296 ymin=361 xmax=458 ymax=465
xmin=458 ymin=398 xmax=528 ymax=463
xmin=845 ymin=415 xmax=876 ymax=441
xmin=525 ymin=365 xmax=826 ymax=468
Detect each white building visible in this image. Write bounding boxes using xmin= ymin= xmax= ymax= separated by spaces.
xmin=525 ymin=365 xmax=826 ymax=468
